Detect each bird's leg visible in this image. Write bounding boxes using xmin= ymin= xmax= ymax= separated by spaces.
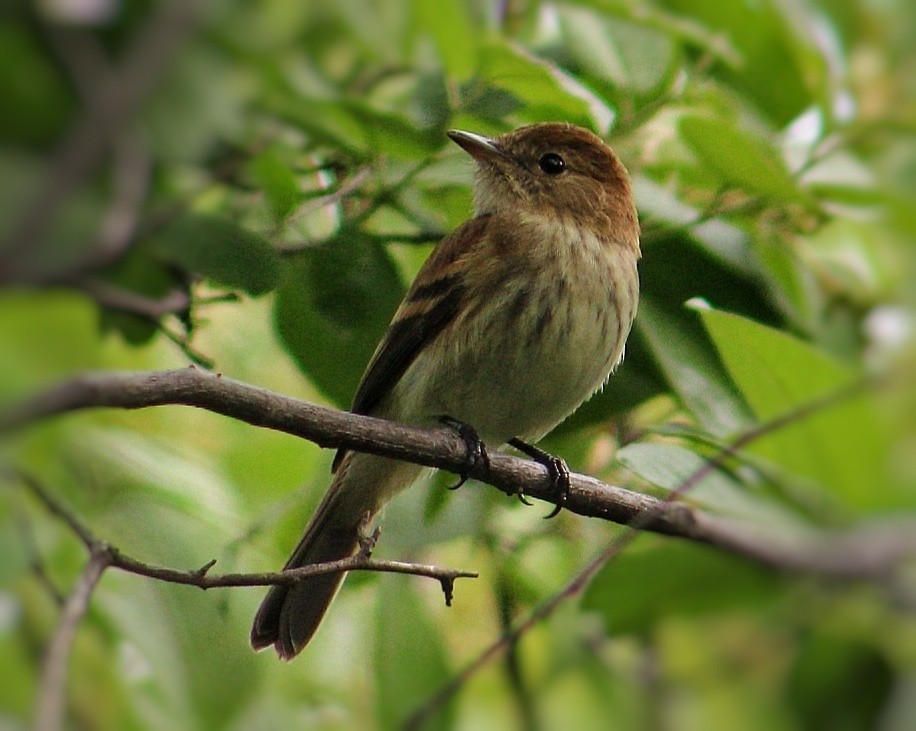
xmin=508 ymin=438 xmax=570 ymax=518
xmin=438 ymin=416 xmax=490 ymax=490
xmin=357 ymin=511 xmax=381 ymax=558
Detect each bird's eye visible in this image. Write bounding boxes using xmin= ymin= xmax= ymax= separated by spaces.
xmin=538 ymin=152 xmax=566 ymax=175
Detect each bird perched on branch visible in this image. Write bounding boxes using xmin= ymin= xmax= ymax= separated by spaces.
xmin=252 ymin=122 xmax=641 ymax=659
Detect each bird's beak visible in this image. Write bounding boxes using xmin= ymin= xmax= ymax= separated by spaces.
xmin=447 ymin=130 xmax=504 ymax=164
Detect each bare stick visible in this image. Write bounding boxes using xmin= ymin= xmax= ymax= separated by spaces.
xmin=33 ymin=549 xmax=109 ymax=731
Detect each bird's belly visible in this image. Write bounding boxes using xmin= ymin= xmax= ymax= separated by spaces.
xmin=393 ymin=286 xmax=626 ymax=445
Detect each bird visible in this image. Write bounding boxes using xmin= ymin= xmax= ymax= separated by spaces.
xmin=251 ymin=122 xmax=641 ymax=659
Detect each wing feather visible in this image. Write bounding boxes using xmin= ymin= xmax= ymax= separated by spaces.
xmin=331 ymin=215 xmax=491 ymax=470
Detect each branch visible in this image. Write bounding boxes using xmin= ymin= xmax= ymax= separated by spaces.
xmin=4 ymin=368 xmax=914 ymax=582
xmin=6 ymin=469 xmax=474 ymax=731
xmin=1 ymin=0 xmax=202 ymax=281
xmin=11 ymin=469 xmax=477 ymax=597
xmin=33 ymin=549 xmax=109 ymax=731
xmin=402 ymin=377 xmax=902 ymax=730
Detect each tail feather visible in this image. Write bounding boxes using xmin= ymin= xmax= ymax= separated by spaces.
xmin=250 ymin=510 xmax=359 ymax=658
xmin=251 ymin=453 xmax=424 ymax=659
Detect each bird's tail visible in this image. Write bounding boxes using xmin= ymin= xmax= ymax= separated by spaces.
xmin=251 ymin=453 xmax=424 ymax=659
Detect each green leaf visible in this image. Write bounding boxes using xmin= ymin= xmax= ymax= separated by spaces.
xmin=248 ymin=148 xmax=302 ymax=222
xmin=697 ymin=308 xmax=897 ymax=510
xmin=478 ymin=39 xmax=615 ymax=132
xmin=680 ymin=116 xmax=806 ymax=204
xmin=375 ymin=575 xmax=453 ymax=731
xmin=583 ymin=539 xmax=780 ymax=635
xmin=97 ymin=246 xmax=187 ymax=344
xmin=346 ymin=102 xmax=444 ymax=160
xmin=558 ymin=7 xmax=680 ymax=99
xmin=661 ymin=0 xmax=822 ymax=125
xmin=0 ymin=22 xmax=73 ymax=145
xmin=788 ymin=631 xmax=894 ymax=731
xmin=149 ymin=214 xmax=281 ymax=295
xmin=636 ymin=299 xmax=750 ymax=437
xmin=265 ymin=95 xmax=370 ymax=155
xmin=412 ymin=0 xmax=478 ymax=80
xmin=635 ymin=229 xmax=784 ymax=435
xmin=618 ymin=442 xmax=810 ymax=524
xmin=273 ymin=231 xmax=405 ymax=406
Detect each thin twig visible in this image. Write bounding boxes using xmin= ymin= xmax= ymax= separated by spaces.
xmin=33 ymin=548 xmax=110 ymax=731
xmin=6 ymin=468 xmax=477 ymax=731
xmin=74 ymin=279 xmax=191 ymax=319
xmin=9 ymin=468 xmax=476 ymax=594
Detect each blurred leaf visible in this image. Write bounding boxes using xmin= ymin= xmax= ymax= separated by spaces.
xmin=412 ymin=0 xmax=478 ymax=80
xmin=346 ymin=101 xmax=444 ymax=159
xmin=274 ymin=231 xmax=405 ymax=406
xmin=583 ymin=539 xmax=780 ymax=635
xmin=804 ymin=219 xmax=898 ymax=306
xmin=788 ymin=631 xmax=894 ymax=731
xmin=265 ymin=95 xmax=370 ymax=155
xmin=142 ymin=45 xmax=246 ymax=163
xmin=558 ymin=7 xmax=680 ymax=100
xmin=478 ymin=39 xmax=615 ymax=132
xmin=637 ymin=230 xmax=778 ymax=435
xmin=149 ymin=214 xmax=281 ymax=296
xmin=375 ymin=575 xmax=453 ymax=731
xmin=617 ymin=442 xmax=804 ymax=524
xmin=697 ymin=308 xmax=898 ymax=510
xmin=680 ymin=116 xmax=807 ymax=204
xmin=637 ymin=299 xmax=748 ymax=437
xmin=248 ymin=148 xmax=303 ymax=222
xmin=571 ymin=1 xmax=743 ymax=65
xmin=661 ymin=0 xmax=822 ymax=125
xmin=0 ymin=21 xmax=73 ymax=145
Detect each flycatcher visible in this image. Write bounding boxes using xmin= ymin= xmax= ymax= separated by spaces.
xmin=252 ymin=122 xmax=641 ymax=659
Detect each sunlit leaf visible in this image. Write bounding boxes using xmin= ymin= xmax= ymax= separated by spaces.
xmin=662 ymin=0 xmax=823 ymax=125
xmin=479 ymin=39 xmax=615 ymax=132
xmin=680 ymin=116 xmax=807 ymax=204
xmin=412 ymin=0 xmax=478 ymax=80
xmin=697 ymin=307 xmax=899 ymax=510
xmin=558 ymin=7 xmax=680 ymax=100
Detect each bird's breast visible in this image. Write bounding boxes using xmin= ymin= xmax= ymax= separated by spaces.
xmin=393 ymin=217 xmax=639 ymax=444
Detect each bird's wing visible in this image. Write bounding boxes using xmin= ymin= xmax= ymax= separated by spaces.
xmin=332 ymin=214 xmax=491 ymax=471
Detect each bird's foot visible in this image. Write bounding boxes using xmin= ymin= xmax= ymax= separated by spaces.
xmin=508 ymin=438 xmax=570 ymax=518
xmin=439 ymin=416 xmax=490 ymax=490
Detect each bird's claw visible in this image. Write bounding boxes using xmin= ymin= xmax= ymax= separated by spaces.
xmin=439 ymin=416 xmax=490 ymax=490
xmin=508 ymin=438 xmax=570 ymax=518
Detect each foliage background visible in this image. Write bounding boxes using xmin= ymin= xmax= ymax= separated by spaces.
xmin=1 ymin=0 xmax=915 ymax=729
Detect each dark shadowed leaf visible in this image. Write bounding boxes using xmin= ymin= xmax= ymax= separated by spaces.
xmin=788 ymin=631 xmax=894 ymax=731
xmin=583 ymin=539 xmax=781 ymax=635
xmin=274 ymin=231 xmax=406 ymax=406
xmin=149 ymin=214 xmax=281 ymax=295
